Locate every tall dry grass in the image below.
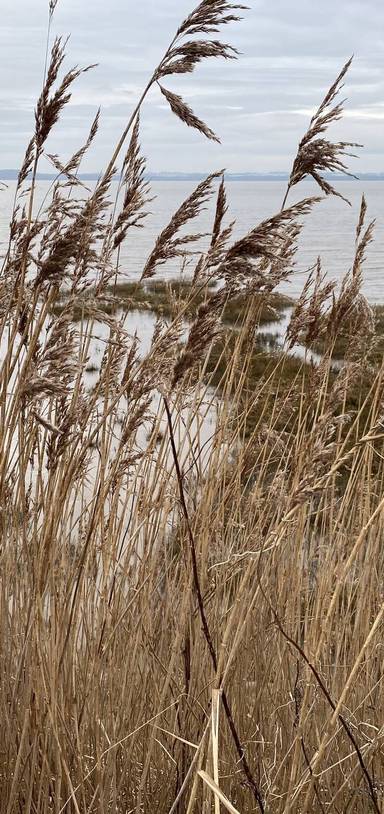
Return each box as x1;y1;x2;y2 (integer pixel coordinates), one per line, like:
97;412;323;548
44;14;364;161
0;2;384;812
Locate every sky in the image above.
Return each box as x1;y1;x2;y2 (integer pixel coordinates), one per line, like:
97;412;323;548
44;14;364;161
0;0;383;174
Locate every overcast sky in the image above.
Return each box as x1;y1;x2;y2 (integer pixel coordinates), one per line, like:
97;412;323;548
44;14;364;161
1;0;383;173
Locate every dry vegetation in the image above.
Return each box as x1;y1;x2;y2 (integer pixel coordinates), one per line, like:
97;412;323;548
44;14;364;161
1;1;384;812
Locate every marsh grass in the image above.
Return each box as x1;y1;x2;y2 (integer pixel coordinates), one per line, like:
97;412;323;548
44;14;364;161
301;304;384;362
51;279;294;325
1;2;384;813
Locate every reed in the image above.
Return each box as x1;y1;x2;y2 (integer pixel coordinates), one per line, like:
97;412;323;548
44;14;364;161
0;2;383;812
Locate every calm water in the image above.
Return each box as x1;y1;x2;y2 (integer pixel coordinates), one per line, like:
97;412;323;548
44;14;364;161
1;179;383;301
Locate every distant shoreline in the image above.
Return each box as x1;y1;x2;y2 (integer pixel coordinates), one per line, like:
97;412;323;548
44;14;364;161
1;170;384;182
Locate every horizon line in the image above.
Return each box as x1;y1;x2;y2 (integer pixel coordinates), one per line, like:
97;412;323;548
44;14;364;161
1;169;384;181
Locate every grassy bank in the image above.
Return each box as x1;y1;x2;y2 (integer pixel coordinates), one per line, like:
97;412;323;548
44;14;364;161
51;278;294;325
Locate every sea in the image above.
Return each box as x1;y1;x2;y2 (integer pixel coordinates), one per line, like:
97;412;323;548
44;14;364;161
0;178;383;301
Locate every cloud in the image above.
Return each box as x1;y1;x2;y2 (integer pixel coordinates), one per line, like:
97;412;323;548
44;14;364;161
295;106;384;120
0;0;383;172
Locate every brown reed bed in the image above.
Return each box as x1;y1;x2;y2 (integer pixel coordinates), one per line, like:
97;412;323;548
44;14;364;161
1;2;384;812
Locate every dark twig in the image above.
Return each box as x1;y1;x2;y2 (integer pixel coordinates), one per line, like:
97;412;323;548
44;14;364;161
164;396;265;813
255;563;381;814
301;738;327;814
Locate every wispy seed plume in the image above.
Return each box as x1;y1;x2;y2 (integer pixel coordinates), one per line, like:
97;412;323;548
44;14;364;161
285;57;360;206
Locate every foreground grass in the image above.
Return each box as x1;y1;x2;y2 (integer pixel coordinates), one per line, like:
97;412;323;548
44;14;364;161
1;4;384;813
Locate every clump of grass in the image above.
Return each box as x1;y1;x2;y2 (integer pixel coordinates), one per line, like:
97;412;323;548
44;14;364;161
301;304;384;361
222;290;294;325
52;279;294;328
1;3;384;814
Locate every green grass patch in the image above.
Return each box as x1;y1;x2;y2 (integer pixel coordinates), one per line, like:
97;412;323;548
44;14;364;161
51;279;294;329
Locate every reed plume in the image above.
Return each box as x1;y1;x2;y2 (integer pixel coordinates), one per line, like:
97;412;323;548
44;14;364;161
283;57;360;206
113;115;152;249
158;84;220;142
35;38;95;153
141;171;223;279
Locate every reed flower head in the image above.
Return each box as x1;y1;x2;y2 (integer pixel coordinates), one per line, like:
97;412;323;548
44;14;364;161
286;58;360;205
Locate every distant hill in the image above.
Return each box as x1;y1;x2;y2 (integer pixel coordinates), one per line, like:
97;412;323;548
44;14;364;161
147;172;384;182
1;169;384;182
